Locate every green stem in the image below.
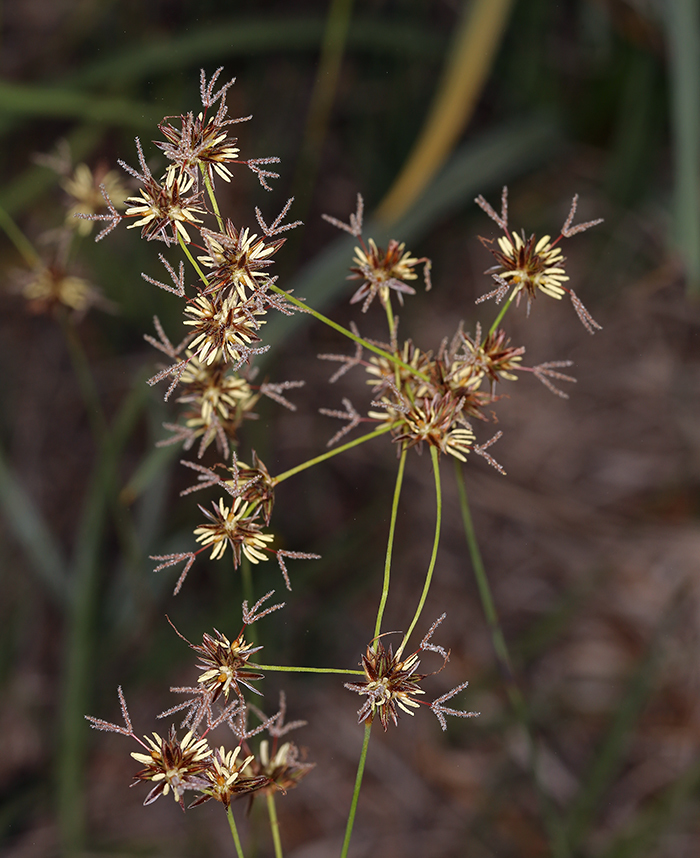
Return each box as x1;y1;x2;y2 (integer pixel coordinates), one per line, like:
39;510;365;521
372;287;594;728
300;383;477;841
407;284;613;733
373;447;407;640
226;805;246;858
58;310;108;444
454;460;570;857
398;446;441;655
202;169;225;232
272;424;393;484
453;460;514;678
340;723;372;858
251;663;363;676
178;233;209;287
487;288;516;336
0;203;41;267
266;792;284;858
267;283;430;382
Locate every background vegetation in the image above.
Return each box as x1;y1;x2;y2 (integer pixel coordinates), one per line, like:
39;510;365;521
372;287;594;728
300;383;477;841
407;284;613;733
2;1;700;856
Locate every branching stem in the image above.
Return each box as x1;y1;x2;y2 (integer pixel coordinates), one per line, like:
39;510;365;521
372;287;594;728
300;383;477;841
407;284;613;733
340;723;372;858
267;283;431;382
373;446;407;640
272;424;393;484
398;446;442;655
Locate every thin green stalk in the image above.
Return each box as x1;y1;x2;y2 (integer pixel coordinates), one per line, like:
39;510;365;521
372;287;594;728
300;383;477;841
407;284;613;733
178;233;210;286
272;423;393;484
251;663;363;676
454;461;569;857
0;203;40;266
227;805;246;858
340;723;372;858
665;0;700;296
202;169;225;232
59;310;108;443
58;381;146;855
398;446;441;655
267;282;431;382
487;289;516;336
454;460;513;678
266;792;284;858
373;447;407;640
291;0;354;213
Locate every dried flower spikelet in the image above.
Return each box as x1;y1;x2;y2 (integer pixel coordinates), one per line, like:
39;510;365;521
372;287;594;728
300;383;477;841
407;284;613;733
448;326;525;391
178;353;261;427
130;726;212;807
194;496;274;565
199;221;285;300
21;264;95;314
251;739;315;794
183;293;266;365
157;112;241;185
475;187;603;332
194;628;264;701
124;162;204;244
190;746;269;808
349;238;424;312
487;231;568;303
62;163;128;236
365;339;435;399
234;454;276;524
370;392;476;462
345;638;426;731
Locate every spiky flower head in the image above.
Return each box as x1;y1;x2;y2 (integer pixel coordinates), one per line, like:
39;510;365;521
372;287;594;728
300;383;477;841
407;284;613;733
183;293;266;366
475;186;603;332
345;638;426;731
121;138;205;244
349;238;424;312
370;392;476;462
250;739;315;795
62;163;129;236
157;112;241;185
194;628;264;701
190;746;270;809
199;221;285;300
178;352;261;424
194;496;274;565
130;726;211;807
448;325;525;391
21;264;95;314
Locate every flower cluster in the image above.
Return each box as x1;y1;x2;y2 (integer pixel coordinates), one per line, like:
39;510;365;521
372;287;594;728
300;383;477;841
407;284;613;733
319;189;599;463
86;593;313;811
345;615;478;731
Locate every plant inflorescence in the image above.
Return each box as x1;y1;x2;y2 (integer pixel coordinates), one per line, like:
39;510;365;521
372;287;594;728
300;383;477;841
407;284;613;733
30;68;601;856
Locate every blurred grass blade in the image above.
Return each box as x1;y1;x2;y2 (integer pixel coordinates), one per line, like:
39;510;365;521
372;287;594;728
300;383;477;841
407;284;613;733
64;18;442;91
0;80;163;126
0;445;69;606
664;0;700;296
57;375;149;854
376;0;515;225
291;0;355;213
119;442;179;506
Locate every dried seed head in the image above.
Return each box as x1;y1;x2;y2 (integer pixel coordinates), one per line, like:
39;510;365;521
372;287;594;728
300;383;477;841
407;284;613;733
345;637;427;731
193;628;264;701
130;726;212;808
194;496;274;565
